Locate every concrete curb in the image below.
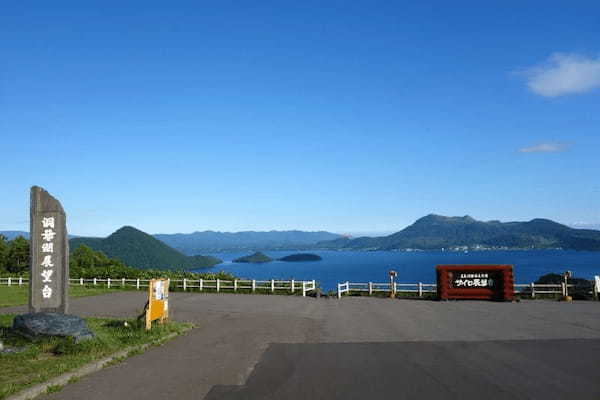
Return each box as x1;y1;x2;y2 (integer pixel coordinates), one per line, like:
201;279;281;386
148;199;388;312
7;326;193;400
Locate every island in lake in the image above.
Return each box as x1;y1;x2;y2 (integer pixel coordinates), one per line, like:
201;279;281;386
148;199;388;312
279;253;322;262
233;252;273;263
232;252;322;263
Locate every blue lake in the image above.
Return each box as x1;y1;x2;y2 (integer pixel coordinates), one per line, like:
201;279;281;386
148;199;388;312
194;250;600;292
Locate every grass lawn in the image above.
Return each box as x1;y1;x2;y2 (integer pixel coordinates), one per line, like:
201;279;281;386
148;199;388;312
0;285;124;308
0;314;192;399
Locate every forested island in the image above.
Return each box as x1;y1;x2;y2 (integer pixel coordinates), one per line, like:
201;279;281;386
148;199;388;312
232;252;322;263
233;252;273;263
279;253;322;262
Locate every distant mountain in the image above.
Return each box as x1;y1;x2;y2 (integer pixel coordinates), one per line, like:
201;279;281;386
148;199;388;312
69;226;221;270
154;230;342;254
0;231;79;240
0;231;29;240
316;214;600;251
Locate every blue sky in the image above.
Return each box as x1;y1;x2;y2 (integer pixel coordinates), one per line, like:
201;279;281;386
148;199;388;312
1;1;599;236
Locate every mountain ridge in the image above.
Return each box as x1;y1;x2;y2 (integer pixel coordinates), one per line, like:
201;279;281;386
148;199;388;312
0;231;79;240
154;230;342;254
316;214;600;251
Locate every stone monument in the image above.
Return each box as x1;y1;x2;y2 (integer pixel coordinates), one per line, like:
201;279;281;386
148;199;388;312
13;186;93;342
29;186;69;313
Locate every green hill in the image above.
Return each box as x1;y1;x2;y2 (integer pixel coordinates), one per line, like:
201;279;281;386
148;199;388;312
317;214;600;251
69;226;221;270
233;252;273;263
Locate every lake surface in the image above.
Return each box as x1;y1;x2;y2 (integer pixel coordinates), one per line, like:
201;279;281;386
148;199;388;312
194;250;600;292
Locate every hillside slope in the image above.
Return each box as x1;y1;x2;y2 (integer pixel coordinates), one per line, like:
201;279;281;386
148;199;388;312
69;226;221;270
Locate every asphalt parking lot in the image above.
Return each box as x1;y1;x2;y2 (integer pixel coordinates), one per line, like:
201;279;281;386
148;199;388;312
3;292;600;399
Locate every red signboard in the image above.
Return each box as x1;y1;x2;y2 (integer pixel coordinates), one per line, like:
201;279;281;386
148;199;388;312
436;265;514;301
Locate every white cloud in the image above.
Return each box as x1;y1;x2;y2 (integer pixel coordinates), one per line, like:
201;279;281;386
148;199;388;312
521;53;600;97
518;142;569;153
570;222;600;230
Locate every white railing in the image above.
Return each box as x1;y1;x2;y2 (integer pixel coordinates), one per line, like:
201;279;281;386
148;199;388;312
173;278;316;297
337;282;349;298
337;281;592;299
0;277;317;297
513;283;595;298
0;277;26;286
338;281;436;298
2;277;595;300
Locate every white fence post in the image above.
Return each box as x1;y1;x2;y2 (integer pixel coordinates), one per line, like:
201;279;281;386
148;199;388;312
271;279;275;293
80;277;84;286
338;283;342;299
199;278;203;291
136;278;140;290
531;282;535;298
107;278;111;288
19;277;23;286
303;281;307;297
291;279;295;293
122;278;125;287
7;277;11;286
252;280;256;292
217;279;220;292
234;279;238;292
93;277;97;286
183;278;187;291
418;282;423;297
369;282;373;296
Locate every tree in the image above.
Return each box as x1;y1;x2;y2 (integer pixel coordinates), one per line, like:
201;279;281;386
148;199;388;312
0;234;8;272
6;236;29;274
71;244;98;268
535;272;593;300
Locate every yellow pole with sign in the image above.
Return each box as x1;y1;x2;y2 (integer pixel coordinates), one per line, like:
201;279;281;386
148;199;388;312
146;279;169;330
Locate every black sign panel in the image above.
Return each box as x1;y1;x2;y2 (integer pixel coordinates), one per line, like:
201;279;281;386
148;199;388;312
449;272;497;289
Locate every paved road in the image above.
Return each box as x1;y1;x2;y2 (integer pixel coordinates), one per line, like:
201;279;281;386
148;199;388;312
3;293;600;399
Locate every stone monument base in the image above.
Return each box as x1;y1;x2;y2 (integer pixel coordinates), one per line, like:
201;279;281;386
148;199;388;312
13;313;94;343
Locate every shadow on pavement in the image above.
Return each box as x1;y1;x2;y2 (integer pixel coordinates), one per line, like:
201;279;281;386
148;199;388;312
204;339;600;400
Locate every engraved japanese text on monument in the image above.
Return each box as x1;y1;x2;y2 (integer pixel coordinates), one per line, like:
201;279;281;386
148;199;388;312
29;186;69;313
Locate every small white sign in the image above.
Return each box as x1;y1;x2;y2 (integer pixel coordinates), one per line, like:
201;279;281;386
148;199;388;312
154;280;164;300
